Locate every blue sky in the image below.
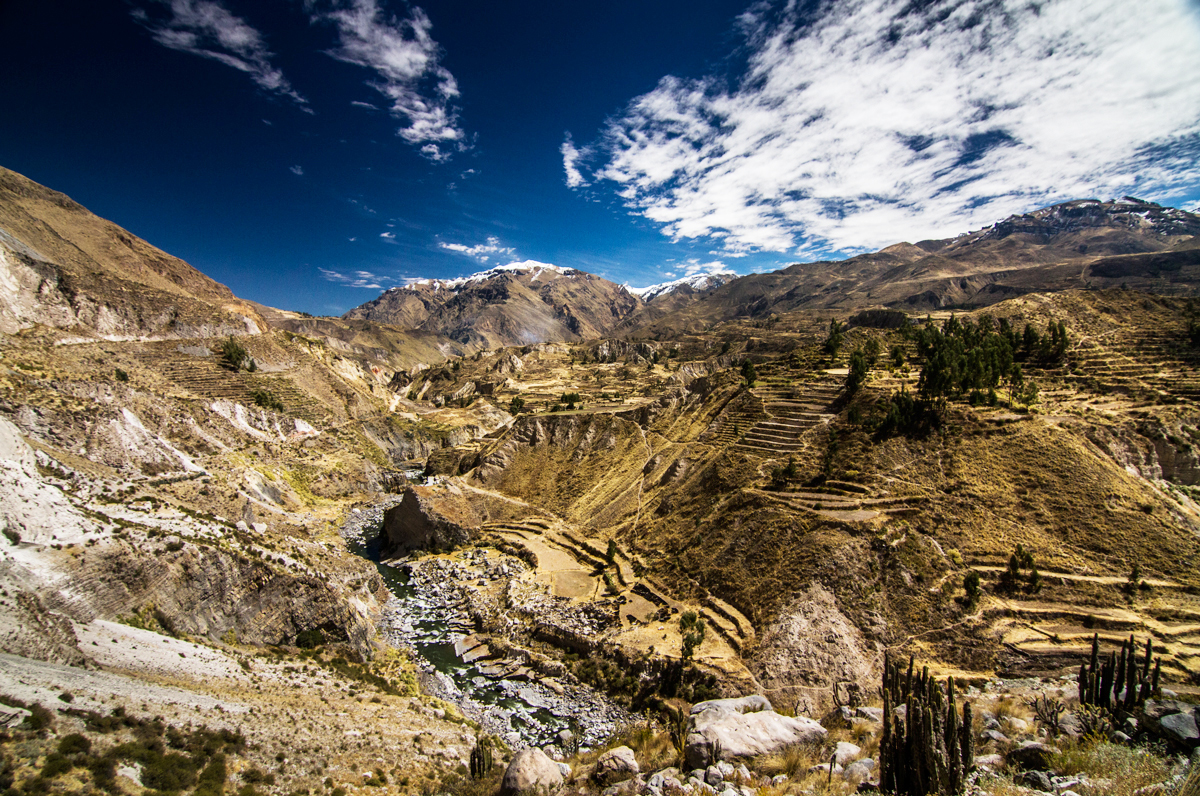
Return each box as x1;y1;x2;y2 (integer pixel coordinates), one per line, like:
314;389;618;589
2;1;1199;316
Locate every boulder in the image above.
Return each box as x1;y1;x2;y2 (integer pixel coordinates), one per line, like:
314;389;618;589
685;695;826;769
843;758;874;782
382;485;480;556
1006;742;1059;772
1016;770;1053;791
856;707;884;723
595;746;640;785
500;748;563;796
601;775;645;796
1159;712;1199;749
834;742;861;767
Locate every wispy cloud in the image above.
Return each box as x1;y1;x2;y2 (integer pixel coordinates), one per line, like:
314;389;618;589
561;134;588;188
290;165;304;176
319;267;399;289
131;0;308;108
312;0;467;161
350;100;378;109
681;258;734;277
571;0;1200;255
380;231;396;239
438;235;517;263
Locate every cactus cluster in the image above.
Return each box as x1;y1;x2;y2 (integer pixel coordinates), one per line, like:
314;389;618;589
1078;633;1160;714
469;737;493;780
880;654;974;795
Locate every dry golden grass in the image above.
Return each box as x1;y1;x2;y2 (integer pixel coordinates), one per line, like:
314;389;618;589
1051;738;1177;794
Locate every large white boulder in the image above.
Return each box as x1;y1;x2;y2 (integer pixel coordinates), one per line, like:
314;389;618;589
685;695;827;770
500;748;564;796
594;745;639;785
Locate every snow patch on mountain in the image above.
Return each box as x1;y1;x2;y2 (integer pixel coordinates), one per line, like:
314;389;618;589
626;272;735;301
396;260;576;292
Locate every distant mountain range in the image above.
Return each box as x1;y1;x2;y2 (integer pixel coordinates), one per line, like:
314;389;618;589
3;163;1199;359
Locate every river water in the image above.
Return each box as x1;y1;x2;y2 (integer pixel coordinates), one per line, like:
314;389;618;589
340;496;631;751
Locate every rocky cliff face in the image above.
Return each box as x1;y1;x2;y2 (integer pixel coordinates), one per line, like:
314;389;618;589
0;414;386;661
383;484;482;556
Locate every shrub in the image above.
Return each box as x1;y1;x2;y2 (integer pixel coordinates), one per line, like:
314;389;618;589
194;753;227;796
114;368;129;382
963;570;981;608
295;629;325;649
220;337;251;371
142;752;198;791
41;752;73;779
58;733;91;755
250;389;284;412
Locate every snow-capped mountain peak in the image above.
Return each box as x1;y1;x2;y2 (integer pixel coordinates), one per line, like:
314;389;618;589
626;271;736;302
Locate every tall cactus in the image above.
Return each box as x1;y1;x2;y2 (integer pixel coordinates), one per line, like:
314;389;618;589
1077;633;1160;717
879;653;974;795
469;737;493;779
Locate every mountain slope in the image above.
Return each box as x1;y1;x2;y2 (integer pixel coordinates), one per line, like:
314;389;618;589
627;198;1200;335
345;261;642;348
0;166;263;338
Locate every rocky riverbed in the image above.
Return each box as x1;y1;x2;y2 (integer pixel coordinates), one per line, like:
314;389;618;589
340;499;633;751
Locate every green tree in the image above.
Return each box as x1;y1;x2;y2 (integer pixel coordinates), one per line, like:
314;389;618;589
824;319;845;357
845;347;870;395
963;570;981;609
508;395;525;414
741;359;757;387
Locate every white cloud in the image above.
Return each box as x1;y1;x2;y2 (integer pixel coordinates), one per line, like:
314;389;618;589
351;100;378;109
380;231;396;239
681;258;735;277
438;235;517;263
131;0;308;107
312;0;467;161
1183;199;1200;213
290;165;304;176
319;267;397;289
575;0;1200;255
561;134;589;188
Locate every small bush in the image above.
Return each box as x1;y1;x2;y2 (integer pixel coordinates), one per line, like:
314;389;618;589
250;389;285;412
142;751;198;791
114;368;129;382
194;753;227;796
295;629;325;649
58;733;91;755
40;752;73;779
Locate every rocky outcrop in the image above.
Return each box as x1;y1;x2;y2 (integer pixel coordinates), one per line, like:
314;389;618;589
58;542;385;656
500;748;563;796
1083;418;1200;486
382;484;482;556
685;695;827;769
751;584;883;716
0;416;96;545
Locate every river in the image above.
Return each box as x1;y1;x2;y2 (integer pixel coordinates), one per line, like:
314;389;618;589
340;495;632;751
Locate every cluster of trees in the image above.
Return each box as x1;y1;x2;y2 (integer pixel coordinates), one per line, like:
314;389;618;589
997;544;1042;594
911;316;1064;405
